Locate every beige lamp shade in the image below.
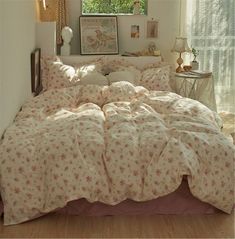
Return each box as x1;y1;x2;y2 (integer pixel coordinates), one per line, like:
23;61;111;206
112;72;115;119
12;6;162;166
172;37;191;53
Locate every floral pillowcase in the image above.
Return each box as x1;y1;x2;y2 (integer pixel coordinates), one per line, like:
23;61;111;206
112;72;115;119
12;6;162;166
139;65;172;92
104;59;172;92
41;56;106;90
41;56;172;92
41;56;61;90
46;61;80;90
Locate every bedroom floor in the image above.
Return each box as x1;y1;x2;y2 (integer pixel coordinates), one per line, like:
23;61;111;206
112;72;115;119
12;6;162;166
0;212;234;238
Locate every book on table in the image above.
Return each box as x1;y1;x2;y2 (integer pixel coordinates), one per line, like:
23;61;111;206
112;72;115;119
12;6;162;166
175;70;212;78
189;70;212;77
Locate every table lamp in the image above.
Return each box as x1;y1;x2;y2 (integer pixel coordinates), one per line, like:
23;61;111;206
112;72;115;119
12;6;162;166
172;37;191;73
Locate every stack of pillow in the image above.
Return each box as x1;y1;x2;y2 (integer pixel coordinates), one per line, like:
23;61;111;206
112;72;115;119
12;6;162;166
41;55;173;93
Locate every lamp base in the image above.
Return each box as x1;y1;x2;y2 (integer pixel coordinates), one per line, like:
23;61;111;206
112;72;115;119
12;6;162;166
176;53;184;73
176;65;184;73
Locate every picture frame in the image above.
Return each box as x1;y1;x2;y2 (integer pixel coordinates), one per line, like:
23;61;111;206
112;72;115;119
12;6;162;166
79;16;119;55
31;48;42;96
147;20;158;38
131;25;140;38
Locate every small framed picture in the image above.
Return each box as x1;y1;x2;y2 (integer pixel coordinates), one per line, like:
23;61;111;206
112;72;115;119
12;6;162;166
31;48;42;96
147;20;158;38
131;25;140;38
79;16;119;55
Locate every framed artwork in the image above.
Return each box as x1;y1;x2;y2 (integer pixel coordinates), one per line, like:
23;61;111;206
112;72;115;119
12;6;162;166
131;25;140;38
147;20;158;38
31;48;42;96
79;16;119;55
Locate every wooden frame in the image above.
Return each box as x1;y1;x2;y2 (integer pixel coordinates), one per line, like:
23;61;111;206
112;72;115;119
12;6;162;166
147;20;158;38
31;48;42;96
131;25;140;38
79;16;119;55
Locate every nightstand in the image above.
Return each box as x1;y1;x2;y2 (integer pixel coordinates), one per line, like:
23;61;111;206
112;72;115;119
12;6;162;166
174;73;217;111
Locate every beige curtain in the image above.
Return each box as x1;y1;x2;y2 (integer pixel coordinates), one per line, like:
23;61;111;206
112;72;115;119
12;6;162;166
38;0;68;45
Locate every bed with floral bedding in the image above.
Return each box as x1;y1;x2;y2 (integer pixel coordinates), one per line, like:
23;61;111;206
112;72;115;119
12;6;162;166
0;55;234;225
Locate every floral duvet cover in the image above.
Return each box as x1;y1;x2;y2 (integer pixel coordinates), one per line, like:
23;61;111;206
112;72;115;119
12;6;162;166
0;82;234;225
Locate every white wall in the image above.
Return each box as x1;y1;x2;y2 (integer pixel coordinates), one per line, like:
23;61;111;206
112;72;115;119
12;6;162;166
67;0;180;63
0;0;4;136
36;21;57;56
0;0;37;136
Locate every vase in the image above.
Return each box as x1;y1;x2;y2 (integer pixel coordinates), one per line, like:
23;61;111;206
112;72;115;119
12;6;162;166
191;60;199;70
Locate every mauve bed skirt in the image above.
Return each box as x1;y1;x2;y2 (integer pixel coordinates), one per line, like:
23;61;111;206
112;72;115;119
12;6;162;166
56;179;220;216
0;180;220;219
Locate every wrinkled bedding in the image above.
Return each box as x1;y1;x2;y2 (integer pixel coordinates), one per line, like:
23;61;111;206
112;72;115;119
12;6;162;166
0;82;234;225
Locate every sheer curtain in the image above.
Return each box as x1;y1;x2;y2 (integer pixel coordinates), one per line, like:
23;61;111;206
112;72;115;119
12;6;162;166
182;0;235;113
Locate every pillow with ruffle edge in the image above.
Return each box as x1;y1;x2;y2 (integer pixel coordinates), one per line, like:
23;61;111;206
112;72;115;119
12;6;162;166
140;65;172;92
46;61;80;90
41;56;61;90
70;56;106;77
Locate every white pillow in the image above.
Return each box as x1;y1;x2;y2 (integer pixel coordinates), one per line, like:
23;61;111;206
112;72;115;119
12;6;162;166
76;62;104;78
80;72;108;86
107;71;136;85
120;66;142;83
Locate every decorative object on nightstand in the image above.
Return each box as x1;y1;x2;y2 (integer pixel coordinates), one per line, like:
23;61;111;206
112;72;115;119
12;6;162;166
61;26;73;56
174;71;216;111
191;47;199;70
183;65;192;72
172;37;191;73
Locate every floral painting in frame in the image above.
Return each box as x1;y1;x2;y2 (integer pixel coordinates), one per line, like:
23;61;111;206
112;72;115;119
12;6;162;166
79;16;119;55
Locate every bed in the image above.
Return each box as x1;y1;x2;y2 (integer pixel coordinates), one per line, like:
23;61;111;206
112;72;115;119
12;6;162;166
0;50;234;225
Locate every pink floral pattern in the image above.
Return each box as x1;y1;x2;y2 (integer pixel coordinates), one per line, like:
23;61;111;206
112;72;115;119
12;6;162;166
47;61;81;90
41;56;61;90
42;56;105;91
42;56;173;92
0;82;234;225
103;59;133;74
140;65;172;91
